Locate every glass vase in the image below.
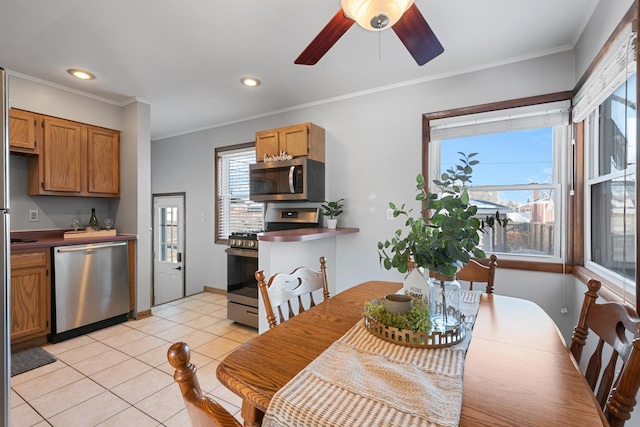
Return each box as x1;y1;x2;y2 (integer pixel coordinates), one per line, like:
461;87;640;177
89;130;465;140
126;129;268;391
429;274;461;331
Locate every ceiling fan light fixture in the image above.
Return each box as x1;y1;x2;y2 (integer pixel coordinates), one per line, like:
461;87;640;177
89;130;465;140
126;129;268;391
341;0;414;31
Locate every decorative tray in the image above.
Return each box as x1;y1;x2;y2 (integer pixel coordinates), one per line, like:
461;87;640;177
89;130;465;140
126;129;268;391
363;305;465;349
63;229;117;239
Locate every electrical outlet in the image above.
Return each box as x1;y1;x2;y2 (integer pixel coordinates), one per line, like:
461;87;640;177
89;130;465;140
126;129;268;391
386;208;394;220
28;210;39;222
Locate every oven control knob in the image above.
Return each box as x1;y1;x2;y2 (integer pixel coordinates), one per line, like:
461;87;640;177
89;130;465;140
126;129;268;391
249;241;256;248
230;239;237;246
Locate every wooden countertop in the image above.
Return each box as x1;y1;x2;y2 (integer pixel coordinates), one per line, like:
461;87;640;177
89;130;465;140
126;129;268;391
10;229;137;250
258;227;359;242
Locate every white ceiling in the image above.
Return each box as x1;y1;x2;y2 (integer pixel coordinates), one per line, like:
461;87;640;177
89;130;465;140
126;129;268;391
0;0;600;140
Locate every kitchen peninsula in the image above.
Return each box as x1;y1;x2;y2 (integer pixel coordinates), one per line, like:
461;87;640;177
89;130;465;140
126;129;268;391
256;226;358;334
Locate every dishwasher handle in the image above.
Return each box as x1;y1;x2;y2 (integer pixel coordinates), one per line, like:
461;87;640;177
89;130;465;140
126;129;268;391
56;242;128;253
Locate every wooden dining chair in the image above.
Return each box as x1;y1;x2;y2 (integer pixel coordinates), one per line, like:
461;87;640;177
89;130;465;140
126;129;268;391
256;256;329;328
456;254;498;294
167;342;241;427
570;279;640;427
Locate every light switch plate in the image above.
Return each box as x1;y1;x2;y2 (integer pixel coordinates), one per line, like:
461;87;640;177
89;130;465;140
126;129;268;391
386;208;394;220
29;209;39;222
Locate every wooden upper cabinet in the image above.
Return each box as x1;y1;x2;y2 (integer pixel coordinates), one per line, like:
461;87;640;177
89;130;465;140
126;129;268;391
24;111;121;197
256;122;325;162
87;126;120;195
41;117;83;193
9;109;38;154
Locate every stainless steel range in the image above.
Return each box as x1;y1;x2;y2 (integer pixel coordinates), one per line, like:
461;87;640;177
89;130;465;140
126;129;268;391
226;207;320;328
226;232;259;328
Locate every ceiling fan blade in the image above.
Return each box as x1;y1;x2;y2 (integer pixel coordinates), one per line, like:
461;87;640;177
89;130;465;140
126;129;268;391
295;9;355;65
392;4;444;66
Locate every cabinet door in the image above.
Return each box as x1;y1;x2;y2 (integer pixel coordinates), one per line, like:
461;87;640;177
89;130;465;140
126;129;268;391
42;117;82;192
256;130;280;161
11;268;48;340
10;250;49;342
9;109;37;153
87;126;120;195
280;124;310;158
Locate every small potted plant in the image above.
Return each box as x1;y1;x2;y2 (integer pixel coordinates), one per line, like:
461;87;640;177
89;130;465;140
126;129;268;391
321;199;344;229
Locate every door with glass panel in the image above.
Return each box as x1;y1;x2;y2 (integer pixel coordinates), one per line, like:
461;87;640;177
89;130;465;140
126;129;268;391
153;194;185;305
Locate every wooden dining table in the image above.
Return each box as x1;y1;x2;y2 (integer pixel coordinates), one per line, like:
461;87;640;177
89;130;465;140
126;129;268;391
216;281;606;427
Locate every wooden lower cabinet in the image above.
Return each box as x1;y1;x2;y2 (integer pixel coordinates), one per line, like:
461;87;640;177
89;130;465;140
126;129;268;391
11;248;50;350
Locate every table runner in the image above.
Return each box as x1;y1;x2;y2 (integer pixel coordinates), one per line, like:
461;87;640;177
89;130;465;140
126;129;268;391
262;290;482;427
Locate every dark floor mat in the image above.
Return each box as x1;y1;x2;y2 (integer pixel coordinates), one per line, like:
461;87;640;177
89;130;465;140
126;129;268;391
11;347;56;377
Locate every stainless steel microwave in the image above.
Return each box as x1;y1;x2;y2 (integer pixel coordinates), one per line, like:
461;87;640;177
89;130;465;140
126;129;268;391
249;158;325;202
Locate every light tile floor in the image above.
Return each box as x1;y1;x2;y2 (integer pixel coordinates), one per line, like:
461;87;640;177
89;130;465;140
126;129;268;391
10;291;257;426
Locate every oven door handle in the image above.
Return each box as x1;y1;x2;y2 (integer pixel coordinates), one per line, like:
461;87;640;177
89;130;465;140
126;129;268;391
226;247;258;258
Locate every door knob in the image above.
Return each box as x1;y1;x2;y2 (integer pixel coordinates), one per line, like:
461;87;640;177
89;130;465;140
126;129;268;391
173;266;182;271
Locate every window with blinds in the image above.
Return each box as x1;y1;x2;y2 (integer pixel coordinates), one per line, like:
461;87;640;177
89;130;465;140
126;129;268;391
216;145;264;241
574;28;637;296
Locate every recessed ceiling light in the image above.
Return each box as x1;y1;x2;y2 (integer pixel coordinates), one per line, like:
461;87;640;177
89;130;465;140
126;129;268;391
67;69;96;80
240;77;260;87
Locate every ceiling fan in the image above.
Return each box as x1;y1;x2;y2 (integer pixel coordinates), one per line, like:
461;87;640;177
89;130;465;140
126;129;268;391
295;0;444;66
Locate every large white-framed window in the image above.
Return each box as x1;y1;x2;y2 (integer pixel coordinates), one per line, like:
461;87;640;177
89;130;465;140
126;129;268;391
215;143;264;242
575;29;636;297
429;101;570;261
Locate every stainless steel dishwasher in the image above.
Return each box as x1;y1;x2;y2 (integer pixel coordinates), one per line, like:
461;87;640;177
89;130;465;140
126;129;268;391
51;241;130;342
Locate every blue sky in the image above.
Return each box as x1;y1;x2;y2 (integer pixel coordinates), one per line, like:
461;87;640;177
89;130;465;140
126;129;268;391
440;128;553;187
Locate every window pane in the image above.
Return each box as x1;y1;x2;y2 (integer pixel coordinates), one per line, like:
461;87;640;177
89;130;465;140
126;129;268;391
158;206;178;263
588;73;636;283
598;73;637;176
591;176;636;281
436;119;561;258
470;188;555;256
216;146;264;240
441;128;553;186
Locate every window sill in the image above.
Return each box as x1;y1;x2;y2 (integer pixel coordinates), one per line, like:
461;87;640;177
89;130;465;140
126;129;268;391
572;265;636;310
494;258;567;274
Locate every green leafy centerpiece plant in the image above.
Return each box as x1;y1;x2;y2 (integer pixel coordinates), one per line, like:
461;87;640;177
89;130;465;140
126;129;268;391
363;299;431;333
377;152;507;331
